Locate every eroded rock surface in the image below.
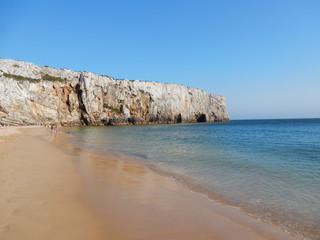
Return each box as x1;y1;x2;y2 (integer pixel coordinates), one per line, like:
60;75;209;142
0;58;229;126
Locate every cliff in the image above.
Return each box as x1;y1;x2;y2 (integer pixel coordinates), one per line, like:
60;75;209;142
0;58;229;126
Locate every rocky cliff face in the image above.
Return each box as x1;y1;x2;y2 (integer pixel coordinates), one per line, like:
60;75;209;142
0;58;229;126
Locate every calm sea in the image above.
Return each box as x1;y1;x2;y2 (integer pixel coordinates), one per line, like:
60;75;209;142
63;119;320;239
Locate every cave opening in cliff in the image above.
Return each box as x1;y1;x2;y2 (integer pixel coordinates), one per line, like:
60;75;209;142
176;113;182;123
197;114;207;122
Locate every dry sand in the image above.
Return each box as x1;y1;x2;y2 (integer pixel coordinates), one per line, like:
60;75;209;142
0;127;104;240
0;127;302;240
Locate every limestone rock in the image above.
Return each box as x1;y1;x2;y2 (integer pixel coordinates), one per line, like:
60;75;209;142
0;58;230;126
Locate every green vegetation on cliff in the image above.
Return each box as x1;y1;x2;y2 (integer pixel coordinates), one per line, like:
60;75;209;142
3;73;40;83
41;74;67;82
103;104;121;114
3;73;67;82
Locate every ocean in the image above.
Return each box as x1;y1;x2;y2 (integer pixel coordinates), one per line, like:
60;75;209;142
63;119;320;239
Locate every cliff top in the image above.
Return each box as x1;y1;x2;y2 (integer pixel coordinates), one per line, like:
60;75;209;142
0;58;220;96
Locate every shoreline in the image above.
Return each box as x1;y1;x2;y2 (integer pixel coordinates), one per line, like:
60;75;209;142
0;127;302;240
62;129;302;240
62;125;313;239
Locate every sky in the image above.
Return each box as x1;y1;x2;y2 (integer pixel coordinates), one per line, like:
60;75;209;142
1;0;320;119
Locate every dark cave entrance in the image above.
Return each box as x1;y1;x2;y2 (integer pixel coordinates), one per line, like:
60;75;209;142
197;114;207;122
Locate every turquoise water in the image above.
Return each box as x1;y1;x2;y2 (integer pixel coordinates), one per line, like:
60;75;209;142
64;119;320;239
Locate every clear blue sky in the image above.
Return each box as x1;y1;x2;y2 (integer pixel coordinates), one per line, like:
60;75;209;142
1;0;319;119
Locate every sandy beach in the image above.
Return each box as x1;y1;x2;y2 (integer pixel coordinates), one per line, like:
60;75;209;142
0;127;104;240
0;127;301;240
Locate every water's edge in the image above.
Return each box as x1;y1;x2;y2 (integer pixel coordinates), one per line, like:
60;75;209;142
61;119;320;240
62;127;305;240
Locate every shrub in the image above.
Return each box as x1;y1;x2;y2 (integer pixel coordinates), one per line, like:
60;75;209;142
3;73;40;82
103;104;121;114
41;74;67;82
3;72;69;83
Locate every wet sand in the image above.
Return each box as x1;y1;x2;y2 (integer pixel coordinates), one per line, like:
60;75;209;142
0;127;302;240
